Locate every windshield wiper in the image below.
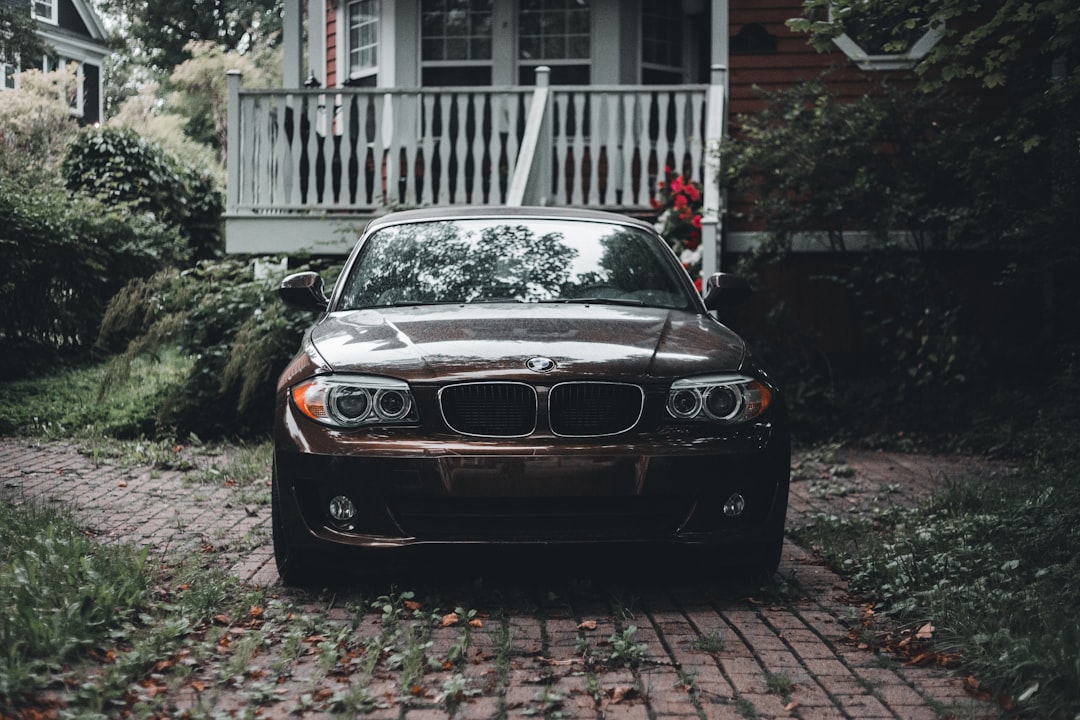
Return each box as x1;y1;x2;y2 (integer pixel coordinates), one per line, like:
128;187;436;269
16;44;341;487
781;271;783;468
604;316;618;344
356;300;462;309
538;297;645;306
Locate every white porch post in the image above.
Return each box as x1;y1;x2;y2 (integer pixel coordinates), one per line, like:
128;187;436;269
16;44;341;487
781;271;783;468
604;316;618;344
283;0;303;88
701;0;729;275
226;70;242;215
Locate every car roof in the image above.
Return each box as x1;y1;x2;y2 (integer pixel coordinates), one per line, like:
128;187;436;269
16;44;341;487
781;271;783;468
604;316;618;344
364;206;657;234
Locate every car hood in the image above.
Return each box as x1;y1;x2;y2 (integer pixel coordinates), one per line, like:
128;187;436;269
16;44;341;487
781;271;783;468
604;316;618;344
307;304;746;383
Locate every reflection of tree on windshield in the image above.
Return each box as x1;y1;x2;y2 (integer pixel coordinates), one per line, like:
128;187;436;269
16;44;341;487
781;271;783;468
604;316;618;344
591;230;673;292
337;222;579;308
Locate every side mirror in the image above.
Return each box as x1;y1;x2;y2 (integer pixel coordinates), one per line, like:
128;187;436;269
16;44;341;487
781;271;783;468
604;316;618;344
279;271;329;311
702;272;751;310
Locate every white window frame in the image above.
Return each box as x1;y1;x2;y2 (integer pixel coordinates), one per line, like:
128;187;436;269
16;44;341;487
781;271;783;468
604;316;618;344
346;0;379;83
33;0;58;25
829;6;943;71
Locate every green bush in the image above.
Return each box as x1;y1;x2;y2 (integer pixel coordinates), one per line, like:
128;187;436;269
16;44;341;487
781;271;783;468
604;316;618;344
62;126;224;260
98;258;326;439
0;176;186;374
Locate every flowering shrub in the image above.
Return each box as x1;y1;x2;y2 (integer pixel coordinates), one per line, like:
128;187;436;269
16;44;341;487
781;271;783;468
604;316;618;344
652;166;704;290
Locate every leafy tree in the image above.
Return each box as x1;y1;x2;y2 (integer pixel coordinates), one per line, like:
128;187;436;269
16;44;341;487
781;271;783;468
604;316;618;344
63;126;224;259
167;40;280;162
0;1;48;70
0;65;80;182
723;0;1080;401
785;0;1080;278
0;175;185;374
96;0;282;74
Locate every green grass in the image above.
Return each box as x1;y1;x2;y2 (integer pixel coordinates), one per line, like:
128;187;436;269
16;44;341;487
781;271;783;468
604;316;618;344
0;351;192;440
795;466;1080;718
0;497;268;716
0;500;150;702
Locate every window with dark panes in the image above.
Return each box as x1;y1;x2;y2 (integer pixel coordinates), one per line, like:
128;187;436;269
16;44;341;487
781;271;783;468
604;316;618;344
518;0;591;85
421;0;493;86
642;0;684;84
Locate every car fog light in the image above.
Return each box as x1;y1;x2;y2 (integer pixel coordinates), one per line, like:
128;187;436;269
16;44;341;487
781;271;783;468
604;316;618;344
723;493;746;518
328;495;357;522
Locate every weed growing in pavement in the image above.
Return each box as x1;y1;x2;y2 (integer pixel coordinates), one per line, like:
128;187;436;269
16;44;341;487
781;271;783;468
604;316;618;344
734;695;760;719
439;672;481;712
690;630;725;652
764;670;794;699
188;441;271;489
605;625;649;667
524;686;565;716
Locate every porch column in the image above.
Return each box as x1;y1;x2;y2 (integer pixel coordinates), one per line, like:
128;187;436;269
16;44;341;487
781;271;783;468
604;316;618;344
701;0;729;274
226;70;242;214
283;0;303;88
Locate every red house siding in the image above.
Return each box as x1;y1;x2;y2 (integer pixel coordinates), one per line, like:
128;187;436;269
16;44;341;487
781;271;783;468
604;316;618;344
729;0;868;118
326;11;337;88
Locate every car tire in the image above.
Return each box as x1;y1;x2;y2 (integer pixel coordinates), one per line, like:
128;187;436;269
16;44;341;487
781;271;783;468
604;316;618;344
271;463;316;587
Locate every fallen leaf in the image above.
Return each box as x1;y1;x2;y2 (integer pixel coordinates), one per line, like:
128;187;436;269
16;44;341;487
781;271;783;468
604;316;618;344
577;620;597;631
212;614;231;625
190;681;207;693
248;606;264;619
609;685;637;704
784;701;799;712
441;612;460;627
117;481;128;488
410;684;426;697
906;652;934;666
469;618;483;628
404;599;423;611
915;622;935;640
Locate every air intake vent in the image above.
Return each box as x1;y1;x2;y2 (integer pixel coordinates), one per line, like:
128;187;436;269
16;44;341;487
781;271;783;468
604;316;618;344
549;382;644;436
440;382;537;437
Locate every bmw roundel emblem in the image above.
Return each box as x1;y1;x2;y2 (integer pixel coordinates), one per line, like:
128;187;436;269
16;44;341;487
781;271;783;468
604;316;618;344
526;357;556;373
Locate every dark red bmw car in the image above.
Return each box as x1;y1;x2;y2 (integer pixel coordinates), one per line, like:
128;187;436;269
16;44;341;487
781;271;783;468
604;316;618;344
273;207;789;585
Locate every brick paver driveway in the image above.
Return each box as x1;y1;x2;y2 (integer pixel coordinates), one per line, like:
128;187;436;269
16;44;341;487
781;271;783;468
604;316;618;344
0;438;1005;719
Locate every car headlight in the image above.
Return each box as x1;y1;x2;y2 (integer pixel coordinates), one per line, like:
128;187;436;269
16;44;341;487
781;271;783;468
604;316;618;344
290;375;418;428
665;374;772;424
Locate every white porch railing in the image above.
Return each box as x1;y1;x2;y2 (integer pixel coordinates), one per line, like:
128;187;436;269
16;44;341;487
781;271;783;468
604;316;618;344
224;69;714;254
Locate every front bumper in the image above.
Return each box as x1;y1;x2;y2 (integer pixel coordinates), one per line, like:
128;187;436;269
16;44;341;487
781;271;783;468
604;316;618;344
274;408;790;552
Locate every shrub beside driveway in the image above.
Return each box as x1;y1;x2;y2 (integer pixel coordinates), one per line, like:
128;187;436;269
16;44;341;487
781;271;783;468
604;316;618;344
0;438;1001;719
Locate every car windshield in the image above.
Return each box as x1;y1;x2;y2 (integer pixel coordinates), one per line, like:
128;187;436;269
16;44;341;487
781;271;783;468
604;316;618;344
335;218;695;311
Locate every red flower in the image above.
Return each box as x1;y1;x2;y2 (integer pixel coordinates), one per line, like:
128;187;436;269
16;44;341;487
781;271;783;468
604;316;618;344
692;214;702;230
686;184;701;202
674;194;688;209
694;277;703;292
650;197;661;209
671;176;684;194
683;236;701;250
